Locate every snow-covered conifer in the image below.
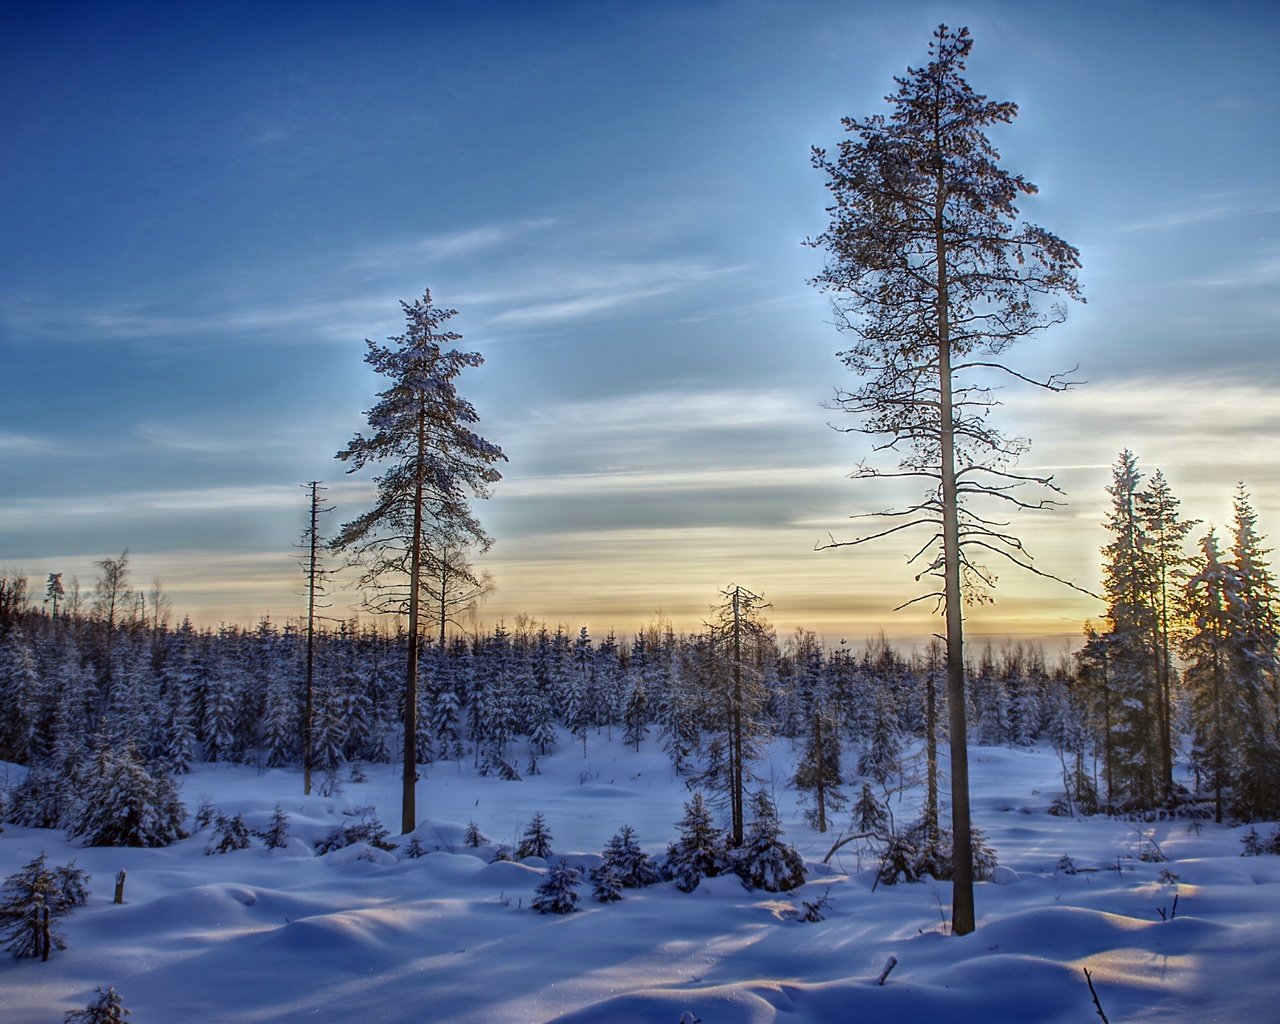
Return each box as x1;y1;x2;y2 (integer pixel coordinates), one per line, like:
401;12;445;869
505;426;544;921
598;824;660;888
205;813;252;855
732;791;806;892
259;804;290;850
63;985;131;1023
66;744;187;848
531;862;581;914
463;821;489;847
515;812;553;860
590;865;623;903
2;854;87;960
667;792;730;893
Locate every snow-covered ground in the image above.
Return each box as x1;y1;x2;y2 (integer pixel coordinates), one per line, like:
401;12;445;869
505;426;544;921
3;736;1278;1023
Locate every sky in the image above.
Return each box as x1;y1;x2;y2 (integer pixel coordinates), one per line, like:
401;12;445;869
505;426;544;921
2;0;1277;649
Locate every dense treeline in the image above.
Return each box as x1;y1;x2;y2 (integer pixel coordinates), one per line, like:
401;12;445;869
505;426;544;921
0;568;1076;835
1;452;1276;844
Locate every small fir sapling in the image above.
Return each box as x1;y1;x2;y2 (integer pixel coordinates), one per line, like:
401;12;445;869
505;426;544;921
463;821;489;847
194;798;217;830
666;792;730;893
1240;826;1280;856
259;804;290;850
733;791;806;892
798;888;833;923
316;806;395;854
2;854;89;960
63;985;131;1023
590;865;624;903
853;782;890;836
531;862;582;914
348;761;368;783
205;813;252;855
598;825;660;888
515;812;554;860
402;835;428;859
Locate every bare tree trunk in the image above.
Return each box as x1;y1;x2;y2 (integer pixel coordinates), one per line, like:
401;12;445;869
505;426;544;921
403;408;427;834
730;587;744;846
936;182;975;937
304;482;321;797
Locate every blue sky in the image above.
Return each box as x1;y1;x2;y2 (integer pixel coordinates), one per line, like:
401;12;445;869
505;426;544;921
2;0;1277;645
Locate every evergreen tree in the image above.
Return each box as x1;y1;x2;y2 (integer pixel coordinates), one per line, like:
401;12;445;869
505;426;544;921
64;985;131;1023
666;792;730;893
205;813;252;855
1225;486;1280;818
1;854;88;960
597;824;660;888
1095;450;1162;807
1138;469;1198;790
733;791;806;892
66;743;187;848
531;862;582;914
259;804;290;850
692;586;773;847
1183;528;1235;822
808;23;1082;936
332;288;506;834
515;811;554;860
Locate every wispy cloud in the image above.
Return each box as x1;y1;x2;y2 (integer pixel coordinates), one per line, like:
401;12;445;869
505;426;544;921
0;481;373;526
1190;250;1280;289
1119;193;1280;232
345;218;557;271
0;431;69;456
483;260;746;327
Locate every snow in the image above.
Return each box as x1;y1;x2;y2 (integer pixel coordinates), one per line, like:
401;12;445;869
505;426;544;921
3;736;1278;1023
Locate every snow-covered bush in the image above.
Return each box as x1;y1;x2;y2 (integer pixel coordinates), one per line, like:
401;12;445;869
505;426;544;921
402;835;428;859
531;862;582;914
7;754;84;829
1240;826;1280;856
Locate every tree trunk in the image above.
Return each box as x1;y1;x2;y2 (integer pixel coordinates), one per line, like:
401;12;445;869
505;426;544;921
935;176;975;937
403;407;427;834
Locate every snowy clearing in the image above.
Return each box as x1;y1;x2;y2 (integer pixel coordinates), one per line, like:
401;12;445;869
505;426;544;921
2;736;1277;1024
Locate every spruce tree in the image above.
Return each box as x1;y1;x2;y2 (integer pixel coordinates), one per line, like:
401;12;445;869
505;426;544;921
1183;528;1235;822
64;985;131;1023
733;791;806;892
2;854;88;960
1226;486;1280;818
515;811;554;860
531;862;581;914
667;792;730;893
